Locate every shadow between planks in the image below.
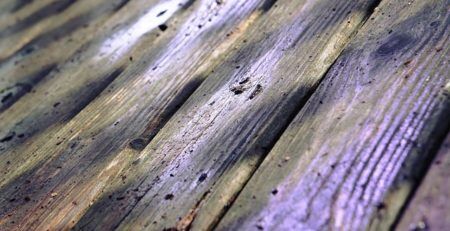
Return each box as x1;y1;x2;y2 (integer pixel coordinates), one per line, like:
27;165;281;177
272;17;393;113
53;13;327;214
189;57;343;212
0;0;449;230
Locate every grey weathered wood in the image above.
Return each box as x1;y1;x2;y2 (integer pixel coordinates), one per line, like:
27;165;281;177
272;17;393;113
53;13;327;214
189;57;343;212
218;0;450;230
49;0;384;230
0;0;131;112
397;130;450;231
0;0;275;230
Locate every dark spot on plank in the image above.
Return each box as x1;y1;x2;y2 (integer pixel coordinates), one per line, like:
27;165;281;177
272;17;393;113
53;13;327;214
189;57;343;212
164;194;174;200
271;189;278;195
230;85;245;95
116;196;126;201
22;46;35;55
157;10;167;17
260;0;278;12
430;20;441;28
158;24;168;31
24;196;31;202
376;33;414;56
198;173;208;182
53;102;61;108
129;138;147;150
249;84;263;99
256;224;264;230
230;78;250;95
376;202;386;210
0;132;16;143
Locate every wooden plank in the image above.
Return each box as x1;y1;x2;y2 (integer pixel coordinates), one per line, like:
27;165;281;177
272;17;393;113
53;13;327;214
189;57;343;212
0;0;177;155
217;0;450;230
397;131;450;231
0;0;131;111
0;0;274;230
50;0;386;230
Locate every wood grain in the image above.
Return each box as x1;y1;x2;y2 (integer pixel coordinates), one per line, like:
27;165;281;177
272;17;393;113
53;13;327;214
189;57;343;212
0;0;273;230
58;0;384;230
0;0;131;112
1;0;448;230
218;0;450;230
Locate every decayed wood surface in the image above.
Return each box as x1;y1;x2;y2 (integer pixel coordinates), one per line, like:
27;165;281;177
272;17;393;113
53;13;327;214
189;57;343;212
0;0;449;230
397;130;450;231
218;0;450;230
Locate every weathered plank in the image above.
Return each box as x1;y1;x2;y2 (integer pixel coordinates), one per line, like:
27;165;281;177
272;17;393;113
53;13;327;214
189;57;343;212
217;0;450;230
397;130;450;231
0;0;179;156
46;0;386;230
0;0;130;111
0;0;273;229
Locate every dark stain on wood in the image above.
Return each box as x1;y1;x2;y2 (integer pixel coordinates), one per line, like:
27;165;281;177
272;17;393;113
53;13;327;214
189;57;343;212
376;33;414;56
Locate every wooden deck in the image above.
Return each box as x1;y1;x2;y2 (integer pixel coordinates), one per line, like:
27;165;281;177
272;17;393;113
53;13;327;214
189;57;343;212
0;0;449;230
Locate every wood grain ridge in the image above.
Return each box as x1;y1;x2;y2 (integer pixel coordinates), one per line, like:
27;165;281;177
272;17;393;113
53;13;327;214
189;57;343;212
217;0;450;230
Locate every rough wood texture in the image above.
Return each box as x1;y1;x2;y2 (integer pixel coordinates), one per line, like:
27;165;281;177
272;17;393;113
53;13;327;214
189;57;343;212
397;131;450;231
67;0;382;230
1;0;449;230
218;0;450;230
0;0;186;191
0;0;133;112
0;0;274;230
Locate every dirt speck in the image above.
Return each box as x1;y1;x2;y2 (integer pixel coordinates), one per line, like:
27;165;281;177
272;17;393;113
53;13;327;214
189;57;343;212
198;173;208;182
158;24;168;31
129;138;147;150
271;189;278;195
249;84;263;99
164;194;174;200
